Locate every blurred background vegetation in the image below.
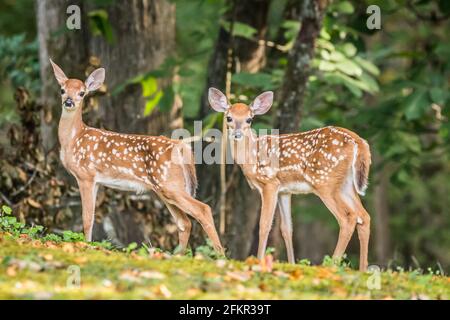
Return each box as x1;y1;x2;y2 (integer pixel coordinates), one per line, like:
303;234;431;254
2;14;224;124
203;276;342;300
0;0;448;272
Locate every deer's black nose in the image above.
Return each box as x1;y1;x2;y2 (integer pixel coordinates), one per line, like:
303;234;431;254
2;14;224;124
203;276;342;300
64;98;74;107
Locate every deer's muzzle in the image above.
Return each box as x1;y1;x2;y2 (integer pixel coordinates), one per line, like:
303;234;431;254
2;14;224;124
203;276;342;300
64;98;75;108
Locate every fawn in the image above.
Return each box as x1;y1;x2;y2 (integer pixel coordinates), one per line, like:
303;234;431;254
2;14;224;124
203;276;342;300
208;88;371;271
49;59;224;254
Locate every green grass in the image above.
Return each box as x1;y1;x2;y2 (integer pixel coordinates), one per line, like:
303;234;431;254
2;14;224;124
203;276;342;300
1;233;449;299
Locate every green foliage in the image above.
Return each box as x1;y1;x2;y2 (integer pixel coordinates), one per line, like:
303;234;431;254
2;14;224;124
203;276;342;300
62;230;85;242
0;204;43;238
0;235;448;299
0;34;40;94
88;9;115;44
195;240;223;259
124;242;138;254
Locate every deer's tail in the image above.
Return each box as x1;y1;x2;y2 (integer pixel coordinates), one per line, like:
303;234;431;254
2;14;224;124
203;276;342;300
352;138;371;196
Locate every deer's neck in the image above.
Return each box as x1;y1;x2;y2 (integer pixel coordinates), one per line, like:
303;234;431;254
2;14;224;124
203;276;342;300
58;106;84;150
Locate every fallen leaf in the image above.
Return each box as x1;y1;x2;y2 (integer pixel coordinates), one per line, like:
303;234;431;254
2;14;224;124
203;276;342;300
6;266;17;277
39;253;53;261
245;256;259;266
226;271;251;282
62;243;75;253
74;256;88;265
216;259;227;268
27;198;42;209
140;271;166;280
289;269;303;280
155;284;172;298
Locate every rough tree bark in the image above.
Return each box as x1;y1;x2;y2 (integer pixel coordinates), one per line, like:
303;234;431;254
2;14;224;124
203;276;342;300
36;0;177;246
37;0;88;152
275;0;326;133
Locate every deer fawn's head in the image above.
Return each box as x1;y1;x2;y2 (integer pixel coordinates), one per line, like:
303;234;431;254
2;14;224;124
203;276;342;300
208;88;273;141
50;59;105;112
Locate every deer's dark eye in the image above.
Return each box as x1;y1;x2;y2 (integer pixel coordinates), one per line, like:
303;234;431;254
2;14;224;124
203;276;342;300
79;91;85;97
226;116;232;122
246;118;253;124
61;88;65;94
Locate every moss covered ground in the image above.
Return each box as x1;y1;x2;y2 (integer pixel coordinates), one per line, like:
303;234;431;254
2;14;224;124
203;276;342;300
0;233;448;300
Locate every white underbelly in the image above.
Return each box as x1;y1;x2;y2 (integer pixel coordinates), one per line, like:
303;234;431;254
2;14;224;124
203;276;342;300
96;176;149;194
279;182;313;194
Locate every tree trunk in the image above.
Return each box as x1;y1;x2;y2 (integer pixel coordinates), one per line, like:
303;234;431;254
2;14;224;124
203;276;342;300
37;0;89;152
36;0;177;247
86;0;176;135
275;0;326;133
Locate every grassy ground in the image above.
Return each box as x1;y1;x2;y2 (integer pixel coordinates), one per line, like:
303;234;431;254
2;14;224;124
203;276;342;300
0;233;448;300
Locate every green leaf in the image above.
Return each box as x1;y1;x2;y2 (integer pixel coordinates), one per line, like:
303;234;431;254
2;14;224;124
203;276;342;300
429;88;447;105
317;60;336;72
335;58;362;76
1;205;12;215
404;90;429;120
359;72;379;93
88;9;115;44
144;90;163;116
341;43;357;57
334;1;354;14
232;72;274;90
221;21;257;40
323;73;362;97
141;77;158;97
354;56;380;76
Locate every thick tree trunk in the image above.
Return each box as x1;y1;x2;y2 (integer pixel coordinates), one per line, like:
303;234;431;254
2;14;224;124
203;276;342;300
198;0;270;259
275;0;326;133
86;0;176;135
37;0;89;152
36;0;177;247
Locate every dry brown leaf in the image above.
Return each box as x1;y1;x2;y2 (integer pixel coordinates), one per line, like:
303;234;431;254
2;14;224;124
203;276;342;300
140;271;166;280
74;256;88;265
27;198;42;209
62;243;75;253
226;271;251;282
6;266;17;277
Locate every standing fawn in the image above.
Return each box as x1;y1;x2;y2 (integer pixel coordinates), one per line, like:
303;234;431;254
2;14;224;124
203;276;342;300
208;88;371;271
49;59;224;254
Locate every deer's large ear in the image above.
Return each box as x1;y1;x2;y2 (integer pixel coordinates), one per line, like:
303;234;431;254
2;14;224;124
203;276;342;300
49;59;68;86
85;68;105;92
250;91;273;115
208;87;229;112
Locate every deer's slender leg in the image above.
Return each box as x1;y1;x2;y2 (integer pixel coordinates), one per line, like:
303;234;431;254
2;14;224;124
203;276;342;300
77;179;98;242
318;192;357;260
257;185;279;260
164;190;224;255
278;193;295;263
353;195;371;271
164;202;192;253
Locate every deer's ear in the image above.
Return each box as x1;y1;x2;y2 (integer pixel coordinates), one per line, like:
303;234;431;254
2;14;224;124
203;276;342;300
49;59;68;86
85;68;105;92
250;91;273;115
208;87;229;112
